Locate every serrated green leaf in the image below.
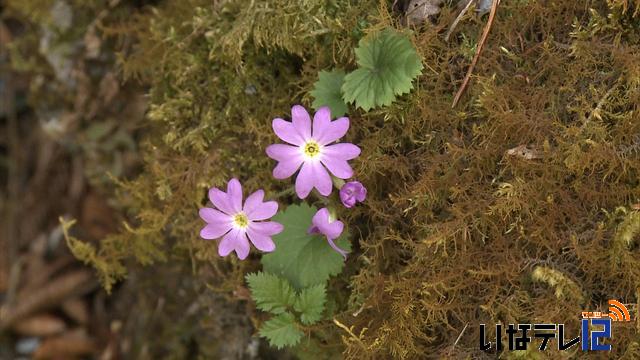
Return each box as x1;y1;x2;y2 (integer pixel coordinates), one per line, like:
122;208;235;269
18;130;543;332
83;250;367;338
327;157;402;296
261;204;351;289
246;272;296;314
294;284;326;325
342;28;423;111
310;70;349;116
259;312;303;349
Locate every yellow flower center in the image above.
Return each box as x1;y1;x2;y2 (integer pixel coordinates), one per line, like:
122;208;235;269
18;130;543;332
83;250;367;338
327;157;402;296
303;140;321;159
233;213;249;228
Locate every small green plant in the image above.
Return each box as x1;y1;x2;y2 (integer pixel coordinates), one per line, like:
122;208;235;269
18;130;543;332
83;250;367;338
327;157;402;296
246;203;348;348
246;272;328;348
342;28;423;111
311;27;423;113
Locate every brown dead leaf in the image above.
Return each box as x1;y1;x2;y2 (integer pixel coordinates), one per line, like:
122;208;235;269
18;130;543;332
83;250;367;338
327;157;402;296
33;328;97;359
61;298;89;325
506;144;544;160
1;270;95;329
13;314;66;337
406;0;444;26
21;255;76;298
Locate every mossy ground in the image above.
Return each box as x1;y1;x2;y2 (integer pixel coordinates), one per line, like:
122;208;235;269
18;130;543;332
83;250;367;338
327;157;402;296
6;0;640;358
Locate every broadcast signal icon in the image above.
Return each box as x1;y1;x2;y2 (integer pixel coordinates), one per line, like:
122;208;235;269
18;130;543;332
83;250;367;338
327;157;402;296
608;300;631;322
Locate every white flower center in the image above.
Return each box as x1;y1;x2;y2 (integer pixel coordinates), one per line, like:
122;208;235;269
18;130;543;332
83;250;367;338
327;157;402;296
232;212;249;229
302;140;322;160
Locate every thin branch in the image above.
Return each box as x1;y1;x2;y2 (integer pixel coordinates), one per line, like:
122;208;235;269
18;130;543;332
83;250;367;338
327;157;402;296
451;0;500;108
453;323;469;347
445;0;476;42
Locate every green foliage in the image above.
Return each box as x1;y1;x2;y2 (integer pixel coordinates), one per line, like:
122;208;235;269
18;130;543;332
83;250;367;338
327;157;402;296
310;70;349;117
60;218;127;294
261;204;351;289
259;312;303;349
342;28;423;111
246;272;296;314
246;272;327;348
294;284;327;325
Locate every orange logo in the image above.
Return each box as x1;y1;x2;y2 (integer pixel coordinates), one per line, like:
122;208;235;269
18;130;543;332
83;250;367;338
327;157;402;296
581;299;632;322
607;300;631;322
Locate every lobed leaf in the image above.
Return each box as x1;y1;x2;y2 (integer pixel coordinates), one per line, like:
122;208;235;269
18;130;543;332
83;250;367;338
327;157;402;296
310;69;349;117
246;272;296;314
259;312;303;349
342;28;423;111
261;204;351;289
294;283;327;325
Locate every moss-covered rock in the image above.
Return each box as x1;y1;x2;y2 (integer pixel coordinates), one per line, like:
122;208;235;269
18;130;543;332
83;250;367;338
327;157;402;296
26;0;640;357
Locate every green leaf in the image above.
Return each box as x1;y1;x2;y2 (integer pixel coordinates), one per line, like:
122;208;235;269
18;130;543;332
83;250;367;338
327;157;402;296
246;272;296;314
310;70;349;117
294;284;327;325
261;204;351;289
259;312;303;349
342;28;423;111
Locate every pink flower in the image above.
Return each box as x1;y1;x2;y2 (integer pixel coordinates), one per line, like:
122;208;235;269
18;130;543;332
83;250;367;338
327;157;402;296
266;105;361;199
339;181;367;208
307;208;349;260
199;178;283;260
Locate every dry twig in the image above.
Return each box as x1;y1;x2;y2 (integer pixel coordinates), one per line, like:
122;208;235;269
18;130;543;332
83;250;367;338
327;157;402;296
445;0;476;42
451;0;500;108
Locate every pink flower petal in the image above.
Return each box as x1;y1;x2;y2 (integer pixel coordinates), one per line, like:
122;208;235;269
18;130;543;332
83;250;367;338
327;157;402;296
312;106;331;139
295;161;315;199
266;144;302;161
273;118;305;146
273;158;303;179
315;117;349;145
320;156;353;179
227;178;243;213
199;208;232;224
291;105;312;141
218;228;240;256
247;201;278;221
312;208;330;227
246;227;276;252
209;187;235;215
323;143;361;160
218;228;251;259
200;223;232;240
312;162;333;196
243;190;264;214
321;220;344;240
249;221;284;236
312;208;343;240
234;232;251;260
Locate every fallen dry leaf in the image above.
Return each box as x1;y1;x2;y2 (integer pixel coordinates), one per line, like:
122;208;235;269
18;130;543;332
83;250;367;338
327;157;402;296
1;270;95;329
506;144;544;160
33;328;97;359
61;297;89;325
405;0;444;26
13;314;66;337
